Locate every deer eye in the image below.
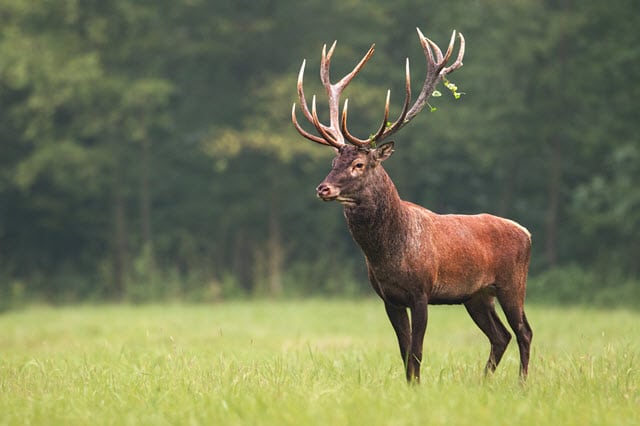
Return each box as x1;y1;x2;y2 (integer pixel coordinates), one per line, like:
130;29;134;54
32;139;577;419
354;162;364;169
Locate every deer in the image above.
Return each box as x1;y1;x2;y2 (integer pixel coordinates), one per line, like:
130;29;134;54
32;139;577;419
291;28;533;383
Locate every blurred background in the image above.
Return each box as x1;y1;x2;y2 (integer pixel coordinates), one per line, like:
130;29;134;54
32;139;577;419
0;0;638;309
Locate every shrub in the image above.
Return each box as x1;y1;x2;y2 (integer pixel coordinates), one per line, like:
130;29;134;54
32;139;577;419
527;265;640;309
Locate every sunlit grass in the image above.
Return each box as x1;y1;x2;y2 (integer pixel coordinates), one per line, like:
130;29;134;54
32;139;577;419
1;300;638;425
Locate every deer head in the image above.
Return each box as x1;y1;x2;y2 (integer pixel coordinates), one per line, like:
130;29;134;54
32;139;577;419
315;143;395;206
291;28;465;204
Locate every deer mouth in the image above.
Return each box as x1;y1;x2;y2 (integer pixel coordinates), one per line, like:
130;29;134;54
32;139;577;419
336;196;357;206
318;194;357;205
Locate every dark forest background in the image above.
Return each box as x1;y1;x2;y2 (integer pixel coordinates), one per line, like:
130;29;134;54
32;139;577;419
1;0;638;308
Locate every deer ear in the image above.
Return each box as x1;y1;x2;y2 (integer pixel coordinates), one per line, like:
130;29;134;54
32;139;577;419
374;141;395;163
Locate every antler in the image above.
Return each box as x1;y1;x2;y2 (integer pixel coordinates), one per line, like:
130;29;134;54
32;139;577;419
292;28;465;148
408;29;465;122
292;41;375;148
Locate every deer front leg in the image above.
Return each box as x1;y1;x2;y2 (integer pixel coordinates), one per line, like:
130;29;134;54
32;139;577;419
384;302;411;370
407;297;428;383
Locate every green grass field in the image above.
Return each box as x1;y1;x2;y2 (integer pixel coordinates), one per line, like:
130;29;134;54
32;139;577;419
1;300;638;425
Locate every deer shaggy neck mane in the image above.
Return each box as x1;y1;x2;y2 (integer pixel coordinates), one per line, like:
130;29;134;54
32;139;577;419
343;164;408;260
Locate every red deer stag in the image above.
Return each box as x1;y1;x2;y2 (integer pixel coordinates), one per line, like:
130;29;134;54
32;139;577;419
291;29;532;383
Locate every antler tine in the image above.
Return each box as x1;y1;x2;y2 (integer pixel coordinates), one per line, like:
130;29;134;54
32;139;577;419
319;41;345;145
320;41;337;87
311;95;341;147
441;32;465;75
342;99;372;147
292;103;333;146
369;90;392;142
421;30;455;71
440;30;457;65
336;44;375;90
417;28;438;66
296;59;315;124
428;39;444;63
375;58;412;141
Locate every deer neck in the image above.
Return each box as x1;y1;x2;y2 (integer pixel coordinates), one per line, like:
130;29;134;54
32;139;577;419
343;167;407;260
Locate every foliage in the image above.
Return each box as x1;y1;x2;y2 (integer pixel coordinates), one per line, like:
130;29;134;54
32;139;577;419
527;265;640;309
0;0;639;302
1;301;638;425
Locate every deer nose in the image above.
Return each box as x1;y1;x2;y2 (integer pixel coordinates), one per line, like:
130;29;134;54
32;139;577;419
316;183;337;200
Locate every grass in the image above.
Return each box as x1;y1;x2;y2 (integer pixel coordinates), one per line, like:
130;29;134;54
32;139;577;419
0;299;638;425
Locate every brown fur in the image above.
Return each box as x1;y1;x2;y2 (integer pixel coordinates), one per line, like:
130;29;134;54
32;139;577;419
317;143;532;383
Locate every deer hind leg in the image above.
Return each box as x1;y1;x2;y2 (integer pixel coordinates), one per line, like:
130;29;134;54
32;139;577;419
464;293;511;374
496;287;533;381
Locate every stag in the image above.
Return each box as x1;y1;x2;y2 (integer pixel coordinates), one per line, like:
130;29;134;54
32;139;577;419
291;29;532;383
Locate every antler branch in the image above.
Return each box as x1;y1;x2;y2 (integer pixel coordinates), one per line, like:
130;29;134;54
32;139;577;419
292;42;375;148
406;29;465;122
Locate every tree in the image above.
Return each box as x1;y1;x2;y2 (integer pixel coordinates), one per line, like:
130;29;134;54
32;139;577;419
1;0;638;303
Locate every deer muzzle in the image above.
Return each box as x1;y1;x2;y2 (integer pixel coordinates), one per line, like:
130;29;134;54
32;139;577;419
316;182;340;201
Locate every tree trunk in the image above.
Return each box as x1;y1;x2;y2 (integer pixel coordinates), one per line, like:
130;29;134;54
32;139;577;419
544;0;571;267
112;170;129;299
139;137;153;250
497;161;517;218
232;230;253;293
139;137;156;284
544;140;561;266
266;198;284;297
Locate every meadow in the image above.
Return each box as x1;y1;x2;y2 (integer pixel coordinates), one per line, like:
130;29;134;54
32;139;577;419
1;299;638;425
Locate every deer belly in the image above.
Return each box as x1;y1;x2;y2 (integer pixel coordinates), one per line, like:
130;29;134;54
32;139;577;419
428;294;474;305
430;276;495;305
